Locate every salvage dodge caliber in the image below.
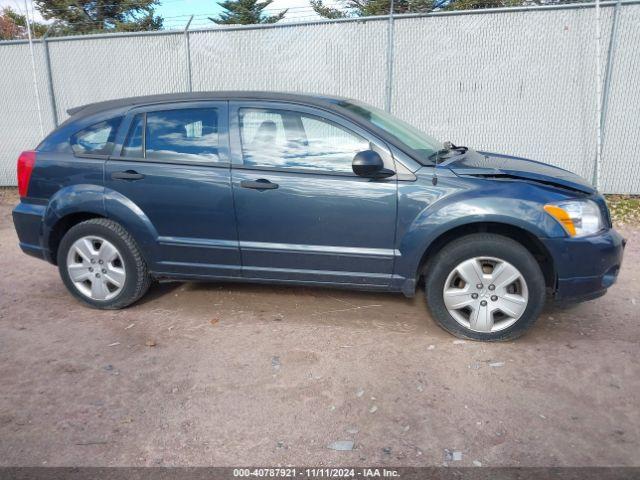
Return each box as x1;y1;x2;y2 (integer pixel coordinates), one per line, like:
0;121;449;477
12;92;625;340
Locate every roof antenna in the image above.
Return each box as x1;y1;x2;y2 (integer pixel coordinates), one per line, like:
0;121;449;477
432;158;438;186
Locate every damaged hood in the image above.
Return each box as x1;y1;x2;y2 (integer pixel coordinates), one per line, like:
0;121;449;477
444;150;595;194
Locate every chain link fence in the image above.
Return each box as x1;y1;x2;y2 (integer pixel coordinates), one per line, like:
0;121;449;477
0;1;638;193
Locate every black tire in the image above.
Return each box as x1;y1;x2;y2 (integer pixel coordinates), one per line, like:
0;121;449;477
57;218;151;309
424;233;545;341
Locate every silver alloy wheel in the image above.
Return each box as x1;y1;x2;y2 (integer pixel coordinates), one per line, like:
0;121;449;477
66;235;126;301
442;256;529;333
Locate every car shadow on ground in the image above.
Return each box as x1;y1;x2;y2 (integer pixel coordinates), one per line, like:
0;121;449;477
132;278;620;344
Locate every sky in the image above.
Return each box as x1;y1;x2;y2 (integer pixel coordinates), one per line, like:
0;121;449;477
158;0;326;30
0;0;331;30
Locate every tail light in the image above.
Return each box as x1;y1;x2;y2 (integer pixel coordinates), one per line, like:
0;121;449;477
17;150;36;198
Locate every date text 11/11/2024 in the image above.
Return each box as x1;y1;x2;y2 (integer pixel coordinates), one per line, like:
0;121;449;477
233;468;400;478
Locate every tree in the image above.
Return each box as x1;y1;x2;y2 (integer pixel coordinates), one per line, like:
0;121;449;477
310;0;439;18
33;0;163;35
0;7;47;40
444;0;523;9
210;0;288;25
310;0;526;18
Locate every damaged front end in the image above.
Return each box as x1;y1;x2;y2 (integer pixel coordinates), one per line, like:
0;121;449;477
443;150;596;194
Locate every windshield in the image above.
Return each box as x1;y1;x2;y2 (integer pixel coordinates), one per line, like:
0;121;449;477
337;100;444;164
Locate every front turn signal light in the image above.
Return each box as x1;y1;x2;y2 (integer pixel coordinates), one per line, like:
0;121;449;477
544;204;577;237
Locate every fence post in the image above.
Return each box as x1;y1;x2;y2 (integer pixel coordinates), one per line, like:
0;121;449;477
384;0;395;113
599;0;622;158
184;15;194;93
23;0;44;137
593;0;602;190
43;26;59;128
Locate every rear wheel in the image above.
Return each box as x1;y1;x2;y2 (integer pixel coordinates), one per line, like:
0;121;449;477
58;218;151;309
424;233;545;341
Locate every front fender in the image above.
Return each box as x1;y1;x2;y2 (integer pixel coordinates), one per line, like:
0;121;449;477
395;185;567;280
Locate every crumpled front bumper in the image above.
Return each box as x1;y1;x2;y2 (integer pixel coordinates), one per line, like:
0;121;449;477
541;228;626;302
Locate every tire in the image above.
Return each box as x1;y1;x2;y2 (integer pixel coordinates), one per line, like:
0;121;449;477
57;218;151;309
424;233;545;341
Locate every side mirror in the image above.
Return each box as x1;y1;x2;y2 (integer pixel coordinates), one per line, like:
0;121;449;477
352;150;395;179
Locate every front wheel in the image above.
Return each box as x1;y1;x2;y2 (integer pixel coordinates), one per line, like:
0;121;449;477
57;218;151;309
424;233;546;341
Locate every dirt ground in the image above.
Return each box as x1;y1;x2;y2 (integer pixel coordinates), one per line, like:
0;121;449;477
0;190;639;467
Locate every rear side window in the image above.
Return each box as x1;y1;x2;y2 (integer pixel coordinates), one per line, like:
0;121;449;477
122;114;144;158
70;117;122;156
120;108;220;163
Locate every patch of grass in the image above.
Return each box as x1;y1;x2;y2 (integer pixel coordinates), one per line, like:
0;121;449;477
605;195;640;227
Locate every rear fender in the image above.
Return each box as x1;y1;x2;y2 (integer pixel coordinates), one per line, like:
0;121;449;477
43;184;106;258
44;185;159;266
102;187;159;264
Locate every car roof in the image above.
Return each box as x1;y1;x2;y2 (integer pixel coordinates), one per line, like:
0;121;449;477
66;91;351;118
60;91;430;168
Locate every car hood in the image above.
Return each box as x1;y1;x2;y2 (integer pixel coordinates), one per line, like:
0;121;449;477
443;150;595;194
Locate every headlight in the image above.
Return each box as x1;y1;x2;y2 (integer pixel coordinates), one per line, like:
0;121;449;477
544;200;603;237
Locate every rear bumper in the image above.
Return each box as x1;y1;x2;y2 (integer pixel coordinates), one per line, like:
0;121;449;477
12;202;52;262
542;228;625;302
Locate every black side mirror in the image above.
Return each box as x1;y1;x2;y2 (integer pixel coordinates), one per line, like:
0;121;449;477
352;150;395;179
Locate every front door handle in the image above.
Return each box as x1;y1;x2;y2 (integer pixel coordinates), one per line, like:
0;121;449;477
240;179;279;190
111;170;145;181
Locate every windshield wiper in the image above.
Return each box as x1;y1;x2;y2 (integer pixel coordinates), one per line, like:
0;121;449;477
428;141;468;161
444;141;468;154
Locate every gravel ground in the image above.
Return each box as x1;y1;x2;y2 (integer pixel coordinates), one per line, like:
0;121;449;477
0;190;638;467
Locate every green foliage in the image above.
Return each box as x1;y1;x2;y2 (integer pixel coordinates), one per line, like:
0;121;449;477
309;1;348;18
210;0;288;24
311;0;439;18
444;0;523;9
311;0;530;18
33;0;163;35
1;7;48;40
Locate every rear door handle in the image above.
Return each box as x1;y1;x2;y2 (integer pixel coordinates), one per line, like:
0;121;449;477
111;170;145;181
240;179;279;190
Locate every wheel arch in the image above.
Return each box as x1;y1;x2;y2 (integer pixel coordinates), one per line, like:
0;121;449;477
42;184;107;265
416;222;556;292
48;212;106;265
44;186;158;267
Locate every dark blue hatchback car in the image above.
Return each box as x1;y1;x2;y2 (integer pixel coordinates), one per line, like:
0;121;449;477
12;92;625;340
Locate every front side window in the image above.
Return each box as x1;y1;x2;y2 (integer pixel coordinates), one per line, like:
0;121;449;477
121;108;220;163
70;117;122;156
239;108;370;173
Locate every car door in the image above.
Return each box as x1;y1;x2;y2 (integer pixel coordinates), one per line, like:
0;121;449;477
229;101;398;286
105;101;241;278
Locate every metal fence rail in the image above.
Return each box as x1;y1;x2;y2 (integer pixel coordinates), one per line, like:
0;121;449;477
1;2;638;193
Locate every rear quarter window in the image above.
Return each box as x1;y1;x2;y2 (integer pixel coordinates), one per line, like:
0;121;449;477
70;117;122;156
